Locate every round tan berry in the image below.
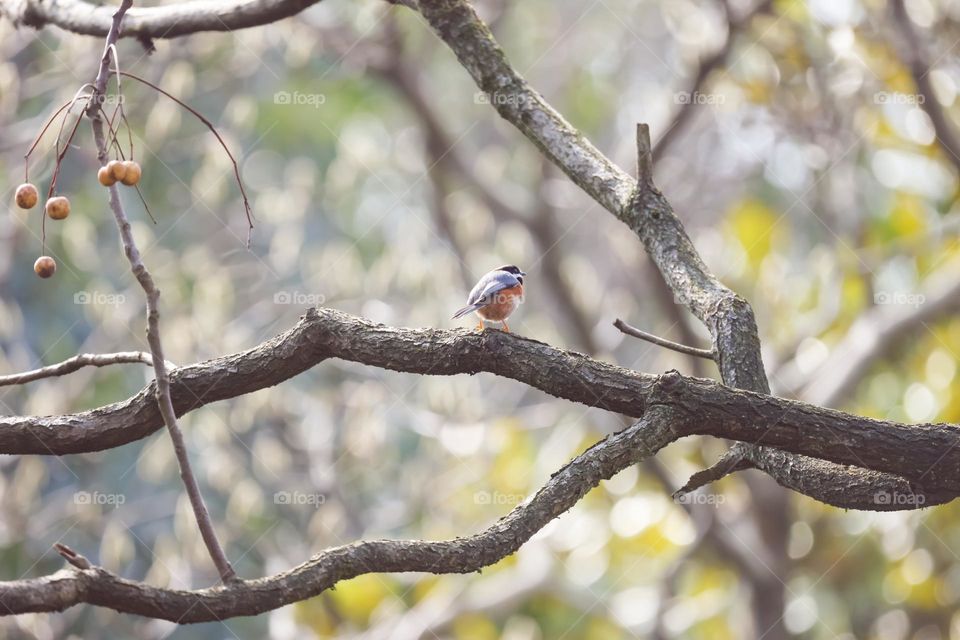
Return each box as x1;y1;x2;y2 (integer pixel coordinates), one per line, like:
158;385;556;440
120;161;141;186
107;160;127;183
15;183;39;209
34;256;56;279
98;166;116;186
45;196;70;220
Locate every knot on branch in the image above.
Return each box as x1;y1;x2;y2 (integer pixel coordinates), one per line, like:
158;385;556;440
649;369;686;409
624;177;670;232
660;369;683;388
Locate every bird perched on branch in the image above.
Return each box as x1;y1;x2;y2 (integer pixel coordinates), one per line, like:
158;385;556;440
453;265;526;332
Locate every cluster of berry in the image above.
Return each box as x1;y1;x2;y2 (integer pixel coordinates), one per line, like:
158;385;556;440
14;160;142;279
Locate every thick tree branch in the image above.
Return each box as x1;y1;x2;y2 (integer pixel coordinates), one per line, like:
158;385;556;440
412;0;762;386
409;6;826;573
1;0;323;39
0;308;659;455
4;0;946;629
413;1;635;216
0;407;678;621
0;307;957;509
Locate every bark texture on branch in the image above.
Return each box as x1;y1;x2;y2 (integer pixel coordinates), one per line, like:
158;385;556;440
4;0;957;629
0;308;956;508
413;0;635;216
0;407;678;621
409;2;916;569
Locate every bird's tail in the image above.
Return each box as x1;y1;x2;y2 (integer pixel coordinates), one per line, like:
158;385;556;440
452;303;482;319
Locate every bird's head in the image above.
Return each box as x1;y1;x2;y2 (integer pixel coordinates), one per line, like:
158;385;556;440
496;264;526;284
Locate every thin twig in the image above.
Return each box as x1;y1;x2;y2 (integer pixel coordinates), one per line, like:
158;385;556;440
97;106;156;223
0;351;154;387
636;123;654;186
614;318;715;361
97;105;127;159
103;52;136;161
110;69;254;245
672;457;751;500
87;0;238;584
92;118;238;584
42;106;85;250
22;92;88;182
38;85;94;251
48;85;96;198
54;543;92;570
133;184;157;223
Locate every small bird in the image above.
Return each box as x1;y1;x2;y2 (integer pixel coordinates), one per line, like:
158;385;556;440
452;265;526;332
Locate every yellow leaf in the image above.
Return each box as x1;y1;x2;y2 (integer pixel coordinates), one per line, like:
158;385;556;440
452;614;499;640
726;199;782;266
840;274;868;316
889;192;926;239
292;597;335;636
775;0;805;19
327;574;394;625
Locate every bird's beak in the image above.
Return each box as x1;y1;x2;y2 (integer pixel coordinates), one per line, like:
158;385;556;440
519;271;527;277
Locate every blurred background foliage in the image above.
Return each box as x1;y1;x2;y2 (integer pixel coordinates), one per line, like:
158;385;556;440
3;0;960;637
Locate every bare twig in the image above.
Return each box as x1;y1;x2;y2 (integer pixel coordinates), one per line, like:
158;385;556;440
35;83;95;252
111;70;254;245
637;122;654;185
0;351;154;387
85;0;237;583
53;543;92;570
91;120;238;582
614;318;715;361
23;100;72;182
673;457;752;501
133;184;157;223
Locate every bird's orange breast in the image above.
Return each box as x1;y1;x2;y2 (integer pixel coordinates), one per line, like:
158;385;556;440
477;284;523;321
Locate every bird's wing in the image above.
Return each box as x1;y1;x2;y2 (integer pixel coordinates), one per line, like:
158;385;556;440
467;272;520;306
